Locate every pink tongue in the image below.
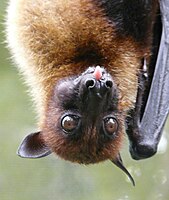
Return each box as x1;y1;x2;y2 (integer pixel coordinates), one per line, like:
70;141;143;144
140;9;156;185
93;66;102;80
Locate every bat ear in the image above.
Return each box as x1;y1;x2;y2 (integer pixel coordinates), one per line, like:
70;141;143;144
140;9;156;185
111;154;135;186
17;131;51;158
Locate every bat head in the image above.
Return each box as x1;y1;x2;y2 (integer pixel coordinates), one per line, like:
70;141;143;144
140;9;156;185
18;66;135;185
44;66;124;164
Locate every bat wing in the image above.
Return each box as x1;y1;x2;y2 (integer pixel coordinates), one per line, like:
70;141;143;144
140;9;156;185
126;0;169;160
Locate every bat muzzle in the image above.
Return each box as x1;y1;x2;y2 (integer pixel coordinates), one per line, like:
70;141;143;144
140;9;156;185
79;66;114;98
84;76;113;98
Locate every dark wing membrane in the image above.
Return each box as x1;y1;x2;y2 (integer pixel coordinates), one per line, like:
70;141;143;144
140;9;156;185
126;0;169;160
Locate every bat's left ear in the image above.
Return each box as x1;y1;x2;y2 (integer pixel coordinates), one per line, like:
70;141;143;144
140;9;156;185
17;131;51;158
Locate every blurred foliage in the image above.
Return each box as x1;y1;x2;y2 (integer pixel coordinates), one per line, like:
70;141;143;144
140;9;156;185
0;1;169;200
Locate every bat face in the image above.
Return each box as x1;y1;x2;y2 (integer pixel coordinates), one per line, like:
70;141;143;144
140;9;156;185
42;66;123;164
17;65;135;185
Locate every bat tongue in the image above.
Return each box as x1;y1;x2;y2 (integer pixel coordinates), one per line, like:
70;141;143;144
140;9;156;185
93;66;102;80
111;154;135;186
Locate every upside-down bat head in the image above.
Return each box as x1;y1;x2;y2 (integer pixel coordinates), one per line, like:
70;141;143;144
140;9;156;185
43;66;122;164
18;66;134;185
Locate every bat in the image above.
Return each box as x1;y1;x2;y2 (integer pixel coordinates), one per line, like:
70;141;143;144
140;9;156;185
6;0;169;185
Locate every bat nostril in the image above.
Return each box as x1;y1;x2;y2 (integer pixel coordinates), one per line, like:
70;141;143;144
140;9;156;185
85;78;96;89
105;80;113;89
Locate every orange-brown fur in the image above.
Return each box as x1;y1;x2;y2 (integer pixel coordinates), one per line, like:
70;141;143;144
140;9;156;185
6;0;156;163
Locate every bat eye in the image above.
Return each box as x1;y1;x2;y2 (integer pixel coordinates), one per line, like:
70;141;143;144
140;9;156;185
103;117;118;138
61;115;80;134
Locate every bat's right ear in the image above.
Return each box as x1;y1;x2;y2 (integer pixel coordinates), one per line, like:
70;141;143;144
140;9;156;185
17;131;51;158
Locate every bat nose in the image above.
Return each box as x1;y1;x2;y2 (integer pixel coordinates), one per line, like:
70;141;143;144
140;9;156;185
85;77;113;97
85;78;113;89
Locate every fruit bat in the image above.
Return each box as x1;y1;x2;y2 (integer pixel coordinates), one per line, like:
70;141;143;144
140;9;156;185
6;0;169;186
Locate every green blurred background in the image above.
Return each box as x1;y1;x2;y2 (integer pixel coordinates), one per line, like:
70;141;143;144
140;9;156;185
0;1;169;200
